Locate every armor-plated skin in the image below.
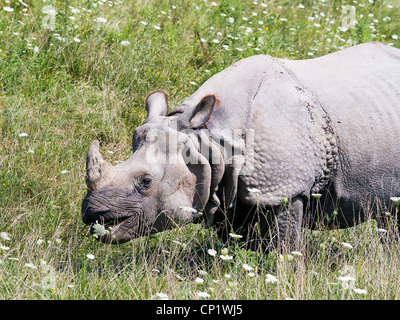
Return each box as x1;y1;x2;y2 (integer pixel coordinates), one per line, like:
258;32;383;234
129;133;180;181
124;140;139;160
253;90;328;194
82;42;400;251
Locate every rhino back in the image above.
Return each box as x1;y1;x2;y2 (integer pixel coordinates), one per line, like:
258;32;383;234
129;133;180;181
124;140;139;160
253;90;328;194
282;42;400;208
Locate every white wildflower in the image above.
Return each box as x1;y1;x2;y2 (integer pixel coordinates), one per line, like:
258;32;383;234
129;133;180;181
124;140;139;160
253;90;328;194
24;263;37;269
179;206;197;214
338;265;356;290
311;193;322;198
248;272;256;277
228;17;234;23
3;6;14;12
219;254;233;260
248;187;261;194
341;242;353;249
224;273;231;279
353;288;367;295
73;37;81;43
156;293;169;300
197;291;210;298
120;40;130;46
140;21;148;26
207;248;217;256
195;277;204;284
42;7;56;16
60;170;69;174
220;248;229;255
0;245;10;251
19;133;28;137
0;232;11;241
229;233;243;239
95;17;107;23
265;274;278;284
242;263;254;271
86;253;95;259
286;254;294;261
154;25;161;30
338;275;355;282
291;251;303;256
92;221;110;237
390;196;400;204
212;39;219;44
69;6;80;14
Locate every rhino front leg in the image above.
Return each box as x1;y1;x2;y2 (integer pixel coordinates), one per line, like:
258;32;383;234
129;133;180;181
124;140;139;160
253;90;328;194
260;196;304;253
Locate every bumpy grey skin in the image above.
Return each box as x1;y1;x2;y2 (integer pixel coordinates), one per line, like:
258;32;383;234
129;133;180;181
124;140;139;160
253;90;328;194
82;42;400;252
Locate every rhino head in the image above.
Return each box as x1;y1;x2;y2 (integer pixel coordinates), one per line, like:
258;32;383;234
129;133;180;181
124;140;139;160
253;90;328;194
81;91;221;244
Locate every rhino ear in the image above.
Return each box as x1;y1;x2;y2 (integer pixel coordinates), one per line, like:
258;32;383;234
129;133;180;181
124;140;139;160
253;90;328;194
145;90;169;118
179;95;217;129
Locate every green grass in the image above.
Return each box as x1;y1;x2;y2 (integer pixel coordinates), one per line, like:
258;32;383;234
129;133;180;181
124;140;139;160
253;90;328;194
0;0;399;300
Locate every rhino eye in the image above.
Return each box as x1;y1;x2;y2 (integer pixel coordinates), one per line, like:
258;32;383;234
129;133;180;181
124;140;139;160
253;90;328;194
139;174;153;190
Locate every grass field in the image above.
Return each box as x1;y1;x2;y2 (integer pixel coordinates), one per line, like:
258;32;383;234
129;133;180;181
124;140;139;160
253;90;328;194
1;0;399;300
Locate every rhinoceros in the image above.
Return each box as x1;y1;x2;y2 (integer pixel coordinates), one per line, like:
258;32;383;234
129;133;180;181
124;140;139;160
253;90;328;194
82;42;400;252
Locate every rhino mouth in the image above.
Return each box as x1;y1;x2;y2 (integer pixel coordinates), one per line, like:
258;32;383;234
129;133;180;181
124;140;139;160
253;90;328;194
89;214;141;244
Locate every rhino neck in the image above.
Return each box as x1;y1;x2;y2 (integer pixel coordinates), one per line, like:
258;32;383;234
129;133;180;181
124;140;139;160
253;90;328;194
183;129;224;227
186;127;249;228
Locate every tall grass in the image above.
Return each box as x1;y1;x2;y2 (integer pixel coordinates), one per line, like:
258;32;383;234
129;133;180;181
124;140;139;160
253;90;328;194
0;0;399;300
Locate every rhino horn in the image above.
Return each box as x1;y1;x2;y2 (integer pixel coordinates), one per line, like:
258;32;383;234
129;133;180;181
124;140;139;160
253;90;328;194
85;140;116;191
